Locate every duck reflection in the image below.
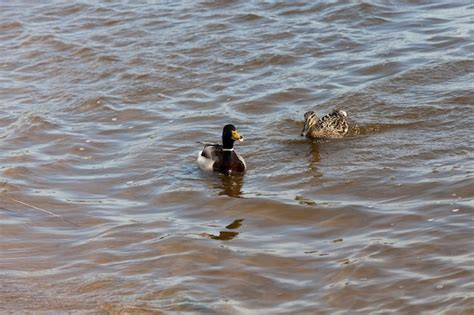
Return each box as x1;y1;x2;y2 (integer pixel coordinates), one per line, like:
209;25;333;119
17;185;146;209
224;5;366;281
309;141;321;163
307;141;323;178
209;231;239;241
215;174;244;198
208;219;244;241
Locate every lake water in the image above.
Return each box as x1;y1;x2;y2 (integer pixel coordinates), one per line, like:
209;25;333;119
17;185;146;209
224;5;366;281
0;1;473;313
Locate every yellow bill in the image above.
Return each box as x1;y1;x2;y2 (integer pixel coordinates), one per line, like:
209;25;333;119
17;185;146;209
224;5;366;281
231;130;243;141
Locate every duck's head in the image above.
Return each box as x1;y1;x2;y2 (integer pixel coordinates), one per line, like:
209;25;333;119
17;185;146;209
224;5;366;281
301;111;318;137
222;124;243;148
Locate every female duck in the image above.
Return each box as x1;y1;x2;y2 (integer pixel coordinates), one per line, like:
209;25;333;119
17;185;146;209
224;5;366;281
197;124;246;175
301;109;349;139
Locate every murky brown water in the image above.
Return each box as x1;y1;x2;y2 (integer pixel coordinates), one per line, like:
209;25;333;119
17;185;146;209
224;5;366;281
1;1;473;314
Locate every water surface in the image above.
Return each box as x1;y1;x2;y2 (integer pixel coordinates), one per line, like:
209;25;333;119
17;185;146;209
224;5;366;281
0;1;473;313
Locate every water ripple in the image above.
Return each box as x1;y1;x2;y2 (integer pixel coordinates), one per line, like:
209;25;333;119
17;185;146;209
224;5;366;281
0;0;473;313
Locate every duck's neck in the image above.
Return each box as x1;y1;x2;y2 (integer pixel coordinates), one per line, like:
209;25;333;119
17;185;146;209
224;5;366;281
222;137;234;150
221;138;235;172
308;127;325;138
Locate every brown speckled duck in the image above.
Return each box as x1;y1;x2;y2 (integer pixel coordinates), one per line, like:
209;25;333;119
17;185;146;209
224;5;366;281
197;124;246;175
301;109;349;139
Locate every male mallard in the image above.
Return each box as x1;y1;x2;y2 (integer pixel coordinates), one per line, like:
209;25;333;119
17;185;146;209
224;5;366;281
197;124;246;175
301;109;349;139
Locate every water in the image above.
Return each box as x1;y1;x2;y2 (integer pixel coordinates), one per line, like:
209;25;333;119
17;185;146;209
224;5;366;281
1;1;473;313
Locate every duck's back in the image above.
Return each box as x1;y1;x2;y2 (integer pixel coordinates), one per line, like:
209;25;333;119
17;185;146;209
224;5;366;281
317;110;349;138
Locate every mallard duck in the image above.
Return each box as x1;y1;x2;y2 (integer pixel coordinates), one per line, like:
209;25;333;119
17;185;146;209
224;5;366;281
301;109;349;139
197;124;246;175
